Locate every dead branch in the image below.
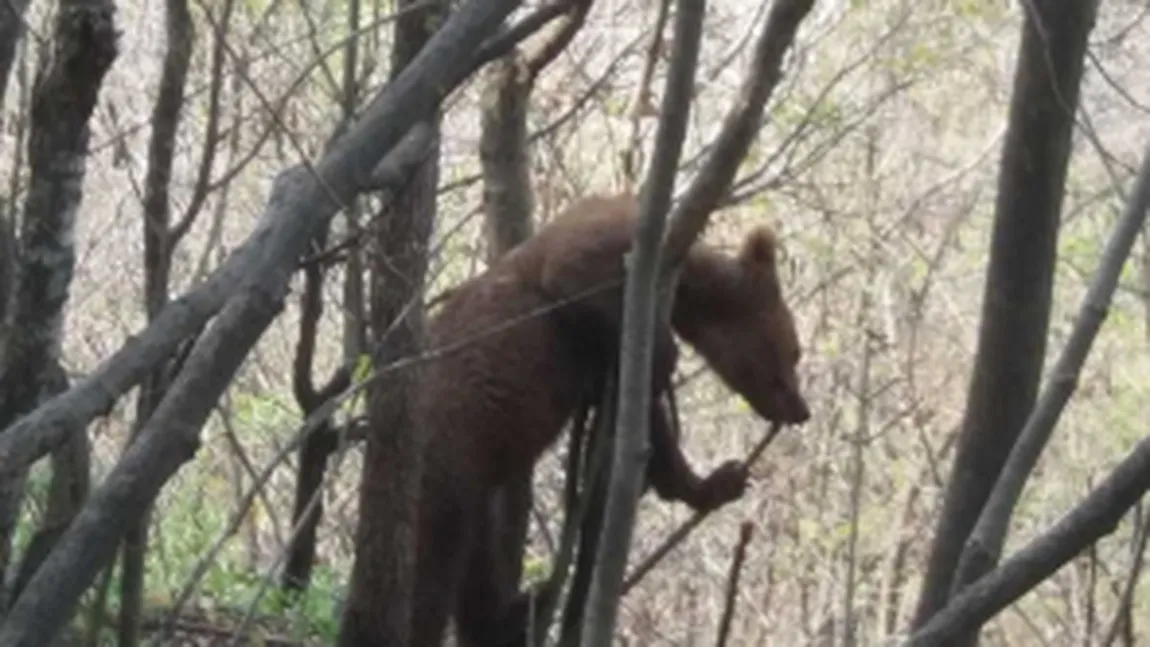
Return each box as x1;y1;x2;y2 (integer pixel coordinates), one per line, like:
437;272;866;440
715;522;754;647
623;422;782;592
1098;504;1150;647
621;0;671;188
470;0;575;78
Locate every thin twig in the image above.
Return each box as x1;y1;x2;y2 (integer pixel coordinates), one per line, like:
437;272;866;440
715;522;754;647
622;422;782;593
1098;502;1150;647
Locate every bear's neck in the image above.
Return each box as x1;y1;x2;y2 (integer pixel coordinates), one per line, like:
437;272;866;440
670;247;739;341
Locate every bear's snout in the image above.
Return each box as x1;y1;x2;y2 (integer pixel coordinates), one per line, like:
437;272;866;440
781;392;811;424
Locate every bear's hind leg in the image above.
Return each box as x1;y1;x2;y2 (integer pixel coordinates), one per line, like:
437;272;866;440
453;501;523;647
409;474;483;647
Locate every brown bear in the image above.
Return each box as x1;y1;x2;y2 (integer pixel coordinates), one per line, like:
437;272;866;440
406;194;810;647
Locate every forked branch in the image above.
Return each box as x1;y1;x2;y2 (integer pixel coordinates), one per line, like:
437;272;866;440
662;0;815;269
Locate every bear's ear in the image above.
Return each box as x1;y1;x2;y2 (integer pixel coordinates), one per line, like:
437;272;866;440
740;226;779;270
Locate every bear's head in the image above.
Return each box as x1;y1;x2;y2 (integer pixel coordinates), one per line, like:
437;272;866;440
672;226;811;425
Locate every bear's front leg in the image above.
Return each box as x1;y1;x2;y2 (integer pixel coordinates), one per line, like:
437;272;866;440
645;399;748;513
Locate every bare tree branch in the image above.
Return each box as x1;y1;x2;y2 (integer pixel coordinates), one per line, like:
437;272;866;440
949;139;1150;636
1099;504;1150;647
0;282;281;647
620;0;671;189
0;0;521;640
0;0;520;488
579;0;706;641
911;0;1099;632
661;0;815;269
115;0;199;641
901;438;1150;647
621;422;782;593
522;0;591;78
171;0;233;244
5;365;79;604
715;522;754;647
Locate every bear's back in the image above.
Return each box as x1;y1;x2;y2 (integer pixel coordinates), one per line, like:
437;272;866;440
417;249;589;485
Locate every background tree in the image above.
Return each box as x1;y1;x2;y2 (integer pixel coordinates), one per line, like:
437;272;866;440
337;0;446;639
911;0;1100;640
0;0;117;619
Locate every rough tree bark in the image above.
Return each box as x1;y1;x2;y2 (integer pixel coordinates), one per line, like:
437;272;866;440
0;0;521;641
0;0;118;616
0;0;31;108
336;0;446;643
0;0;29;322
0;212;12;325
910;0;1097;637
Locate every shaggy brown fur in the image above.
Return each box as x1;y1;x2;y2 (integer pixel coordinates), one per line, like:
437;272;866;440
405;195;810;647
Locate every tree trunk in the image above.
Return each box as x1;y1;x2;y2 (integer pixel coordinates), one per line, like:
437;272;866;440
910;0;1097;635
0;0;31;108
336;0;445;643
478;49;537;627
282;0;364;594
0;0;118;615
117;0;196;642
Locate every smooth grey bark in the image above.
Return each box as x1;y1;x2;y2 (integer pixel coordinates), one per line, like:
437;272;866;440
660;0;816;268
946;137;1150;644
0;0;521;641
578;0;705;643
910;0;1097;635
0;0;118;615
6;364;80;601
901;437;1150;647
